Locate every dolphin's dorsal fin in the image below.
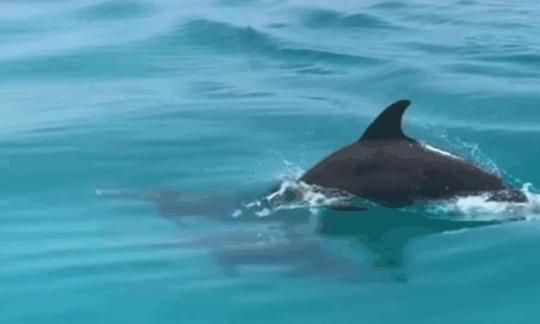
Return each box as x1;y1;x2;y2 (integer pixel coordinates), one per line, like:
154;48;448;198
358;99;411;141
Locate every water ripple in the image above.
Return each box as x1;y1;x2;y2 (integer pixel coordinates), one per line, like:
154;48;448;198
299;8;398;30
75;0;156;21
169;19;383;67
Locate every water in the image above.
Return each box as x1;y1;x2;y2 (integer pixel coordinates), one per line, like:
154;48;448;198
2;0;540;323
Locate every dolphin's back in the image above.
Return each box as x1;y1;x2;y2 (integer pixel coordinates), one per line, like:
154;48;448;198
299;100;526;206
300;140;506;206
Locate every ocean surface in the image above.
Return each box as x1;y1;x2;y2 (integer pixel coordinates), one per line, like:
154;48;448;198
2;0;540;323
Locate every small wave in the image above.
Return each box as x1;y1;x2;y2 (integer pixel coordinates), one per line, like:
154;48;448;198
0;45;165;80
75;0;156;21
401;41;462;55
471;53;540;68
369;1;410;10
190;81;273;99
446;62;540;80
167;19;382;67
300;8;398;30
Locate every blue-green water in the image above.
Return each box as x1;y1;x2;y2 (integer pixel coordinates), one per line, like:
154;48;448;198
2;0;540;323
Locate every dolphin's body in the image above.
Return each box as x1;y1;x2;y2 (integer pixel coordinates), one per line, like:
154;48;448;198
300;100;527;207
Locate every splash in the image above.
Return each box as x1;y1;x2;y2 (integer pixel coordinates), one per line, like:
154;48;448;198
425;184;540;222
417;125;502;175
234;161;355;218
238;180;355;218
453;137;501;175
420;134;538;221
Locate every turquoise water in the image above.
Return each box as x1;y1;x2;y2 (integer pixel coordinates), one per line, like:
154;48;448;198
2;0;540;323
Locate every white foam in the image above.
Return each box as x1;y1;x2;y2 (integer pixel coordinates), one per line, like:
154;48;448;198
427;184;540;222
238;161;353;218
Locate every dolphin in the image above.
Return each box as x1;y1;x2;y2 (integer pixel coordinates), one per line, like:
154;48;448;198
299;99;527;207
97;99;530;279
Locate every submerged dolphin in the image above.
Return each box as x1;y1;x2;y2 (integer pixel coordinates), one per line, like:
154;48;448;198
300;100;527;207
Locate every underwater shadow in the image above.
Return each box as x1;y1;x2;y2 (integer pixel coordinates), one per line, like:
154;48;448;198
316;207;503;272
100;188;510;281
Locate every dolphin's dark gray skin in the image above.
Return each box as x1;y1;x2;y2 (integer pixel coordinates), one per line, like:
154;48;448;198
300;100;527;207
